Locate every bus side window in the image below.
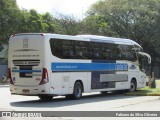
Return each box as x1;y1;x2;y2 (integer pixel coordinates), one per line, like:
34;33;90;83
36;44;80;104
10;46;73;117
90;42;101;60
117;44;137;62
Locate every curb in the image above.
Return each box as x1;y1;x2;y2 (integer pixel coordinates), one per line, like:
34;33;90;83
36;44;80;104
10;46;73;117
0;108;14;111
0;85;9;87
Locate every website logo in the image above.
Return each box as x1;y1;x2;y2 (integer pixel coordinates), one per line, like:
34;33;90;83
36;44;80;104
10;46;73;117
2;112;11;117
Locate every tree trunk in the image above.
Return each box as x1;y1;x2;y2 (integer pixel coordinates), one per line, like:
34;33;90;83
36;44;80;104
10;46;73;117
150;55;156;78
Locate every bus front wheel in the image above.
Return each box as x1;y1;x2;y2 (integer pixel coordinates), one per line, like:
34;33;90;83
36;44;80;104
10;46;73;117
129;80;137;92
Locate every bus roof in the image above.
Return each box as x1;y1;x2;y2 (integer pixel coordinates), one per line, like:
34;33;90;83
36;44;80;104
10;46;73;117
77;35;142;47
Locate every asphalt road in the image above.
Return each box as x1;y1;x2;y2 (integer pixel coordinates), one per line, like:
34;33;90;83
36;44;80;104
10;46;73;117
1;86;160;120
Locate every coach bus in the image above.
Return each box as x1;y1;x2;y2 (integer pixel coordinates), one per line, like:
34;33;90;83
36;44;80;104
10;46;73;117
8;33;151;100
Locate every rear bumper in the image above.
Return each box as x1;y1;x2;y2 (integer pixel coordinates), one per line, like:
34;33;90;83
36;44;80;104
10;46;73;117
9;84;50;95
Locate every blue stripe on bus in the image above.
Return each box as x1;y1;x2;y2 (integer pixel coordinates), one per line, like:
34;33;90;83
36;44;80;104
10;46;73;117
51;62;128;71
12;70;42;73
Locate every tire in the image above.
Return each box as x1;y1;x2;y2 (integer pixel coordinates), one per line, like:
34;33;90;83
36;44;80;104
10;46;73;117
38;95;53;101
73;82;83;99
66;82;83;100
129;80;137;92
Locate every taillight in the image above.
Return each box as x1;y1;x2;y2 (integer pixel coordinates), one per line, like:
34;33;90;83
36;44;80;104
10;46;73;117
39;68;49;85
8;68;14;85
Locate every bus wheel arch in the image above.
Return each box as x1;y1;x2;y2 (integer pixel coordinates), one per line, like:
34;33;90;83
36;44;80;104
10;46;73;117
129;78;137;92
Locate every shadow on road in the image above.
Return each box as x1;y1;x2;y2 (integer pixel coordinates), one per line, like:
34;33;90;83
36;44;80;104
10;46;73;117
10;92;141;108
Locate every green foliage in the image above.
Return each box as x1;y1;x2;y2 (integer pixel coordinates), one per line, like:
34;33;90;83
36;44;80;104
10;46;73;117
0;0;20;43
82;15;110;35
87;0;160;40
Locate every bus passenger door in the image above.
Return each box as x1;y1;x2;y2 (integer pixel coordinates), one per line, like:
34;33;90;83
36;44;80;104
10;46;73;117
62;73;70;94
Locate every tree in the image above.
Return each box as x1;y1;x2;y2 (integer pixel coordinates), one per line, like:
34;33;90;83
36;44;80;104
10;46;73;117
42;12;55;33
82;15;114;36
55;14;81;35
17;9;49;33
0;0;20;43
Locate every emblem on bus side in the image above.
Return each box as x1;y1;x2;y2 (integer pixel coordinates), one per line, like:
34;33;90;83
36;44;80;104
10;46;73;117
23;37;29;48
130;64;136;70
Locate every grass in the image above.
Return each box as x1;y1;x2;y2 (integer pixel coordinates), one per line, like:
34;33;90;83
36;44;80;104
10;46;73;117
125;80;160;96
125;87;160;96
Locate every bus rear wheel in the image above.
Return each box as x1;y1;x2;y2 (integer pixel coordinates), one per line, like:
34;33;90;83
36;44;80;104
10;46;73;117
66;82;83;100
38;95;53;101
73;82;83;99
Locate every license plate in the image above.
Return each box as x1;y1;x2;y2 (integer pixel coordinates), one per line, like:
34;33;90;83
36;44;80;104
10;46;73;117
23;89;30;93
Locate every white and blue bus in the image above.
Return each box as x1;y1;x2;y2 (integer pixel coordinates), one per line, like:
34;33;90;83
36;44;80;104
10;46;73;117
8;33;151;100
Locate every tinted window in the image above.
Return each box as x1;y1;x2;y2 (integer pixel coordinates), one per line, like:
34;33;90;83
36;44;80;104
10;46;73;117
50;38;137;61
118;44;137;61
90;42;103;60
50;38;90;59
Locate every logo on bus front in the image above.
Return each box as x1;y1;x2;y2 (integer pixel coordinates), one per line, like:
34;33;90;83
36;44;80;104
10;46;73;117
23;37;29;48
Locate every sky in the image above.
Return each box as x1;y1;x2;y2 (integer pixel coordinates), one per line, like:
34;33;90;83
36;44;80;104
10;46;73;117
16;0;99;19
